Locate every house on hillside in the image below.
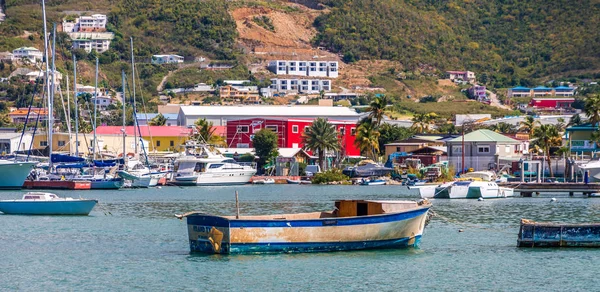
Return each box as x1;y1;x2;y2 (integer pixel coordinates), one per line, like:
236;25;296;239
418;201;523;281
268;60;339;78
446;71;475;84
152;54;184;64
63;14;107;32
467;85;486;100
446;129;526;172
0;52;14;62
12;47;43;63
270;78;332;94
9;108;48;124
219;85;260;104
528;97;575;109
507;86;575;98
68;32;114;53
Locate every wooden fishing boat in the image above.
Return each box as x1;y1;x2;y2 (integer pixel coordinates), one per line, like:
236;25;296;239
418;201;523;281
177;199;432;254
518;219;600;247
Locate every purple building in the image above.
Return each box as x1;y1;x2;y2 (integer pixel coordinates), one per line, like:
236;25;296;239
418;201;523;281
468;85;487;101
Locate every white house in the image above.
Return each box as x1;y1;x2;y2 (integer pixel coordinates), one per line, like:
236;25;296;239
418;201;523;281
446;71;476;84
12;47;43;63
270;78;332;94
152;54;184;64
68;32;114;53
0;52;14;62
268;60;339;78
0;132;33;155
63;14;107;32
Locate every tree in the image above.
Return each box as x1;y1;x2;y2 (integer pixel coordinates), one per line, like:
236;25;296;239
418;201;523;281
253;128;279;174
584;94;600;125
567;113;583;127
366;94;388;127
411;113;436;133
519;116;539;135
355;122;380;160
302;118;340;171
490;122;517;134
193;118;224;146
532;124;561;177
148;113;167;126
378;123;414;151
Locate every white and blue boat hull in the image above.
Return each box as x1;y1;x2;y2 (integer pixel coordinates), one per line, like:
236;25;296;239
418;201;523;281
0;161;36;189
185;206;430;254
0;200;97;215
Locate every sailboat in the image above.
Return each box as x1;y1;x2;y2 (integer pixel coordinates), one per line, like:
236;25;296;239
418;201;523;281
116;38;166;188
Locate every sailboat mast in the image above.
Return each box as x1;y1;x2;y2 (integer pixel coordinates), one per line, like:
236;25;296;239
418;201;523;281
73;55;79;157
66;74;72;155
130;37;137;154
49;21;56;170
93;57;98;160
121;70;127;166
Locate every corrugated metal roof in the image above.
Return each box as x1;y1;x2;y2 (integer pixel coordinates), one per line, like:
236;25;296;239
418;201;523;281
180;106;361;118
449;129;519;143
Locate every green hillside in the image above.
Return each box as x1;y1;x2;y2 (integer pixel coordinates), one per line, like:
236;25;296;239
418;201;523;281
313;0;600;87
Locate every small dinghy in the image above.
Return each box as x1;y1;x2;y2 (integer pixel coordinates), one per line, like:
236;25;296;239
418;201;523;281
0;192;97;215
177;199;432;254
252;178;275;184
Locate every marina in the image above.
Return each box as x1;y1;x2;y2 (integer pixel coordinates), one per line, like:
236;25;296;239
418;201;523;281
1;185;599;291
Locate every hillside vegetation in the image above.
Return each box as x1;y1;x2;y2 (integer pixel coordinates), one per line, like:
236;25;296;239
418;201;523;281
314;0;600;86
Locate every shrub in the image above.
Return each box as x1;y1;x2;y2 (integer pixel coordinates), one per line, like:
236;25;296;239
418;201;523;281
312;169;350;184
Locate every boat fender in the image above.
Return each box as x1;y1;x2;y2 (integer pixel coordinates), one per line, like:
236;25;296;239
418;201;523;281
551;198;557;202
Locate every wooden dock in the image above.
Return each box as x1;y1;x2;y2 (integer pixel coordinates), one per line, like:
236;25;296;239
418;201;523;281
499;182;600;196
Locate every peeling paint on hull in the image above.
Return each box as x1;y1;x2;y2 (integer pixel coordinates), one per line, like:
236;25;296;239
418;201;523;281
518;219;600;247
185;206;430;254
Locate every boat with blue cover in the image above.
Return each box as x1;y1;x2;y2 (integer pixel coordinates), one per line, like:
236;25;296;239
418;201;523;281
177;199;432;254
0;192;97;215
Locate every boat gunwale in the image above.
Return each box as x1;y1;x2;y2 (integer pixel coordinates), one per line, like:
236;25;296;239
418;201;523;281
181;203;431;226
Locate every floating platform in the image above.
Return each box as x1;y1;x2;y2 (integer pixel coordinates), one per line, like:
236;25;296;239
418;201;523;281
499;182;600;196
22;180;92;190
518;219;600;247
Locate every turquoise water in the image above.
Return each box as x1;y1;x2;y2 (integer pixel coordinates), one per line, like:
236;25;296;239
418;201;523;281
1;185;599;291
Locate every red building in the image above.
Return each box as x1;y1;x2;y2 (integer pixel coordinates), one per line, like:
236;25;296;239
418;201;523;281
529;97;575;108
226;118;361;157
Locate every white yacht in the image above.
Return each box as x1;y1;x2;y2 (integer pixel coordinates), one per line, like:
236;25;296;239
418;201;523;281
416;171;514;199
577;157;600;181
117;158;166;188
171;144;256;186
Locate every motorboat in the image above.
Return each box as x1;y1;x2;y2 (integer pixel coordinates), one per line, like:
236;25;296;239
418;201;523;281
0;160;37;189
117;159;165;188
177;199;432;254
342;160;394;178
286;178;312;184
578;157;600;182
360;178;386;186
0;192;97;215
253;178;275;184
433;180;514;199
171;143;256;186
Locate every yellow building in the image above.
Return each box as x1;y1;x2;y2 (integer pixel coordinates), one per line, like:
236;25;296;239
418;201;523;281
32;132;144;156
95;126;192;153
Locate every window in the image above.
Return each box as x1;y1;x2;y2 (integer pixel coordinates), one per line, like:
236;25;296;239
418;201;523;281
452;146;462;153
310;68;316;71
330;68;337;72
322;81;329;85
278;62;285;66
330;62;337;67
478;146;490;153
265;125;278;132
290;62;296;66
351;127;356;136
237;143;249;148
299;67;306;71
312;81;318;85
310;62;316;66
299;62;306;66
304;126;310;132
292;125;299;133
302;81;308;85
291;80;298;85
156;140;161;147
319;62;327;66
505;145;511;153
40;141;48;147
281;80;287;84
281;86;287;90
278;67;285;71
319;68;326;71
290;67;296;71
170;140;174;147
58;141;66;147
237;125;249;133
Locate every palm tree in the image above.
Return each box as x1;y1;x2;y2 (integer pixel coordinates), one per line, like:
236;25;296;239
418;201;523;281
411;113;435;133
366;95;389;127
194;118;216;144
519;116;539;135
567;113;583;127
148;113;167;126
355;122;381;160
490;122;517;134
533;124;561;177
584;94;600;125
302;118;340;171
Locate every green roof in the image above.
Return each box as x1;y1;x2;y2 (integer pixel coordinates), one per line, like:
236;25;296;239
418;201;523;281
449;129;519;143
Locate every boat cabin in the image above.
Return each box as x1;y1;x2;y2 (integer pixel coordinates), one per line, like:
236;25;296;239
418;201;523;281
223;200;425;220
22;192;58;200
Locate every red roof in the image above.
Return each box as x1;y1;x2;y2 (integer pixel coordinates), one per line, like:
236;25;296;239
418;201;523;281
212;126;226;137
95;126;192;137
